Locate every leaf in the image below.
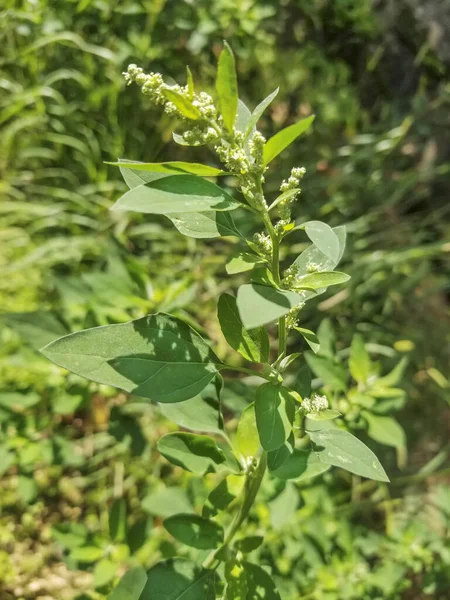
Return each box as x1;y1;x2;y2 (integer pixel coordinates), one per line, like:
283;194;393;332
94;558;116;588
272;448;331;481
376;357;408;387
0;392;41;412
4;311;68;349
308;428;390;482
108;566;147;600
242;562;281;600
225;253;263;275
263;115;315;165
302;221;340;262
236;283;305;329
173;131;205;147
269;483;298;529
110;160;227;177
363;412;407;450
169;211;241;239
292;364;312;399
234;536;264;553
142;488;193;519
225;561;248;600
157;433;226;475
216;41;238;133
307;409;341;421
164;514;224;550
244;88;279;140
294;225;347;276
163;88;202;119
203;479;236;518
41;314;219;404
112;175;241;214
255;384;295;451
236;403;260;458
186;66;195;98
267;432;294;471
349;334;372;383
294;327;320;353
18;475;37;504
293;271;350;291
141;559;216;600
109;498;127;542
71;546;104;563
304;353;348;391
235;100;252;134
218;293;269;363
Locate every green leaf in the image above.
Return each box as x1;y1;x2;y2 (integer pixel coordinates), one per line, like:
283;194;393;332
108;566;147;600
235;100;252;134
163;88;202;119
234;536;264;553
109;498;127;543
216;41;238;133
141;559;216;600
292;364;312;399
307;409;341;421
4;311;68;349
308;428;390;482
225;252;263;275
376;357;408;387
18;475;37;504
218;293;269;363
236;403;260;458
157;432;226;475
0;446;14;476
244;88;279;140
0;392;41;412
294;225;347;276
236;283;305;329
110;161;227;177
255;384;295;451
305;353;348;391
293;271;350;291
263;115;315;165
224;561;248;600
169;211;241;239
112;175;240;214
71;546;104;563
164;514;224;550
203;479;236;518
242;562;281;600
272;448;331;481
267;432;294;471
269;483;298;529
142;488;193;519
186;66;194;98
94;558;116;588
349;334;371;383
302;221;340;262
294;327;320;353
41;314;219;404
363;412;406;449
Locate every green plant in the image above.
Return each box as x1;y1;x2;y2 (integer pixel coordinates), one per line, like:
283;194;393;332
41;44;394;599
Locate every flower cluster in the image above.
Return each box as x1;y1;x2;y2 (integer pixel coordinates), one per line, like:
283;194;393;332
278;166;306;220
253;232;272;258
285;304;305;329
282;264;300;288
215;140;250;175
301;393;329;414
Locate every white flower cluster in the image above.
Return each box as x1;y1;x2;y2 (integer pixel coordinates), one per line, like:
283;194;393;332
278;166;306;220
248;131;266;168
306;261;323;273
253;232;272;258
282;263;300;288
285;304;305;329
301;393;329;414
215;141;250;175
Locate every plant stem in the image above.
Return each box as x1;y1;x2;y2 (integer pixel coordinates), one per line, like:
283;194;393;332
202;452;267;570
220;364;271;381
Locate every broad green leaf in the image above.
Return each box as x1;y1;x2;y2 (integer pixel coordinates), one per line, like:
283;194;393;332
363;412;406;449
236;283;305;329
157;432;226;475
110;161;227;177
244;88;279;140
71;546;104;563
236;403;260;458
169;211;241;239
305;353;348;391
163;88;202;119
142;487;193;519
225;253;263;275
203;479;236;518
294;327;320;353
243;562;281;600
41;314;219;404
294;225;347;276
234;536;264;553
267;432;294;471
303;221;340;262
218;293;269;363
112;175;241;214
293;271;350;291
216;41;238;133
292;364;312;399
263;115;315;165
164;514;224;549
4;311;68;349
255;384;295;451
349;334;371;383
308;428;390;482
108;566;147;600
272;448;331;481
141;559;216;600
109;498;127;543
119;161;169;188
307;409;341;421
94;558;116;588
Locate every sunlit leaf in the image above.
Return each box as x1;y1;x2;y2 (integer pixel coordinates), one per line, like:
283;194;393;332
164;514;224;549
157;432;226;475
216;41;238;133
263;115;315;165
255;384;295;451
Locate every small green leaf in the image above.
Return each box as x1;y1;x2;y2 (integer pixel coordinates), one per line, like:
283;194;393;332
363;412;406;450
203;478;236;517
293;271;350;291
225;253;263;275
305;353;348;391
255;384;295;451
269;483;298;529
294;225;347;276
94;558;116;588
236;403;260;458
376;357;408;387
349;334;372;383
303;221;340;262
41;314;219;404
4;311;68;349
307;409;341;421
109;498;127;542
234;536;264;553
267;432;294;471
108;566;147;600
294;327;320;353
186;66;194;98
243;562;281;600
109;160;227;177
308;428;390;482
164;514;224;550
244;88;279;140
157;432;226;475
235;99;252;134
71;546;104;563
292;364;312;399
142;487;193;519
272;448;331;481
263;115;315;165
216;41;238;133
237;283;305;329
218;293;269;363
112;175;241;214
169;211;242;239
141;559;216;600
163;88;202;119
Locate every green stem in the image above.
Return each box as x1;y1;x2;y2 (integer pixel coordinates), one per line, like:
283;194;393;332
202;452;267;570
220;364;271;381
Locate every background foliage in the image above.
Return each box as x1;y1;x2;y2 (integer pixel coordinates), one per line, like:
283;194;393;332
0;0;449;598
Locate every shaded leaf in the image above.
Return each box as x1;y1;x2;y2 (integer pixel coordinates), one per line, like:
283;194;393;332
110;160;227;177
141;559;216;600
237;283;305;329
236;403;260;458
164;514;224;549
255;384;295;451
108;566;147;600
349;334;371;383
272;448;331;481
157;432;226;475
169;211;241;239
294;327;320;353
303;221;340;262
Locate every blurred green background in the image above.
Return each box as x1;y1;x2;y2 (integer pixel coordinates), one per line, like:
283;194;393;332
1;0;449;598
